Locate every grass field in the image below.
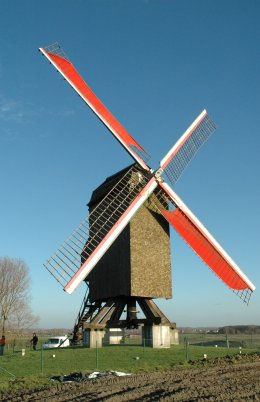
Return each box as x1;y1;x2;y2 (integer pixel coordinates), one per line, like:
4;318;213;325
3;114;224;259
0;339;259;392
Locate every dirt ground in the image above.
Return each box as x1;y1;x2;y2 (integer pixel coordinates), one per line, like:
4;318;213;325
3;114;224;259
2;353;260;401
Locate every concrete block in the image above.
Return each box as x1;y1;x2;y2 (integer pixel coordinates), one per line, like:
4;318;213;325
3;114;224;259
83;328;105;348
142;325;171;348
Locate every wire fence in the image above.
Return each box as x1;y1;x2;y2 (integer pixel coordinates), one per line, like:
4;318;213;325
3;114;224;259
2;332;260;352
179;332;260;349
0;333;260;382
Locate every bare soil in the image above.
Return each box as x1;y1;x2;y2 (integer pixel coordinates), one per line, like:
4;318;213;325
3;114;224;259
2;354;260;401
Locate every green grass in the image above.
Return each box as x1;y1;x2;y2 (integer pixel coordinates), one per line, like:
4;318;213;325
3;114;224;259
0;344;258;393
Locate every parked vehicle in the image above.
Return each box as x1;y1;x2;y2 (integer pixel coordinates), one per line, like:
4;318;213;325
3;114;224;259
43;336;70;349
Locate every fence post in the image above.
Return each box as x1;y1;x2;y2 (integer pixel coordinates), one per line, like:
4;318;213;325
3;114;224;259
95;341;99;370
41;344;43;375
226;333;229;355
184;337;189;362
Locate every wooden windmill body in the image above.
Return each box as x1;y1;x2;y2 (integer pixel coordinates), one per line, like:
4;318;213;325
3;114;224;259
87;164;172;302
40;43;255;347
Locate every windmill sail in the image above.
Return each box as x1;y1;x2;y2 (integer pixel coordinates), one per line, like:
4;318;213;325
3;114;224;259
160;110;216;186
44;165;157;294
157;182;255;304
39;43;150;171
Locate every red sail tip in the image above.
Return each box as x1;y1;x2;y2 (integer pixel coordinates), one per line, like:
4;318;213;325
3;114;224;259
42;49;150;169
161;208;251;292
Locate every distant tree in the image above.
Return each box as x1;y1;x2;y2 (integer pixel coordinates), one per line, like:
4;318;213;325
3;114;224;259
0;257;37;334
219;325;260;335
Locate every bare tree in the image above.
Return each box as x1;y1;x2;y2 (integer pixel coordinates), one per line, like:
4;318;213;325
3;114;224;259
9;300;39;334
0;257;32;334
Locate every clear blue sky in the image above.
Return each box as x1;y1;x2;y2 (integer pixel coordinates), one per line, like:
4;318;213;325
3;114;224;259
0;0;259;328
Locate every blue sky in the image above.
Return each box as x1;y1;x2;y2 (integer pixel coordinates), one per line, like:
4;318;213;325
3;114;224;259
0;0;259;328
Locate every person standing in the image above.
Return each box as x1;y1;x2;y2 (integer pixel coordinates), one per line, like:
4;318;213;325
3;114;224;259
30;333;38;350
0;335;6;356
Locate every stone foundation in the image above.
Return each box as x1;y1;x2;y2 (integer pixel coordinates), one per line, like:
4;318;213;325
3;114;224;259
83;328;105;348
170;328;179;345
142;325;171;348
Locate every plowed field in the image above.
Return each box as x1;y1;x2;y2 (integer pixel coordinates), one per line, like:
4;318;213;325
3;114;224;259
2;354;260;401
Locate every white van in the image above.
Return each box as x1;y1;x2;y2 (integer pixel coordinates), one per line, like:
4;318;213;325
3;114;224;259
43;336;70;349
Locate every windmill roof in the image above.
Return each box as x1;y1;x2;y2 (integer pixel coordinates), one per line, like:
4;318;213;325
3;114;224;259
87;163;138;207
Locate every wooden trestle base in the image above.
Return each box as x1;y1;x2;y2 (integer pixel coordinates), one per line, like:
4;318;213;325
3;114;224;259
78;297;178;348
83;297;171;330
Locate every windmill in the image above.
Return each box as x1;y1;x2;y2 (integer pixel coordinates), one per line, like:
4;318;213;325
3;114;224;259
39;43;255;347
